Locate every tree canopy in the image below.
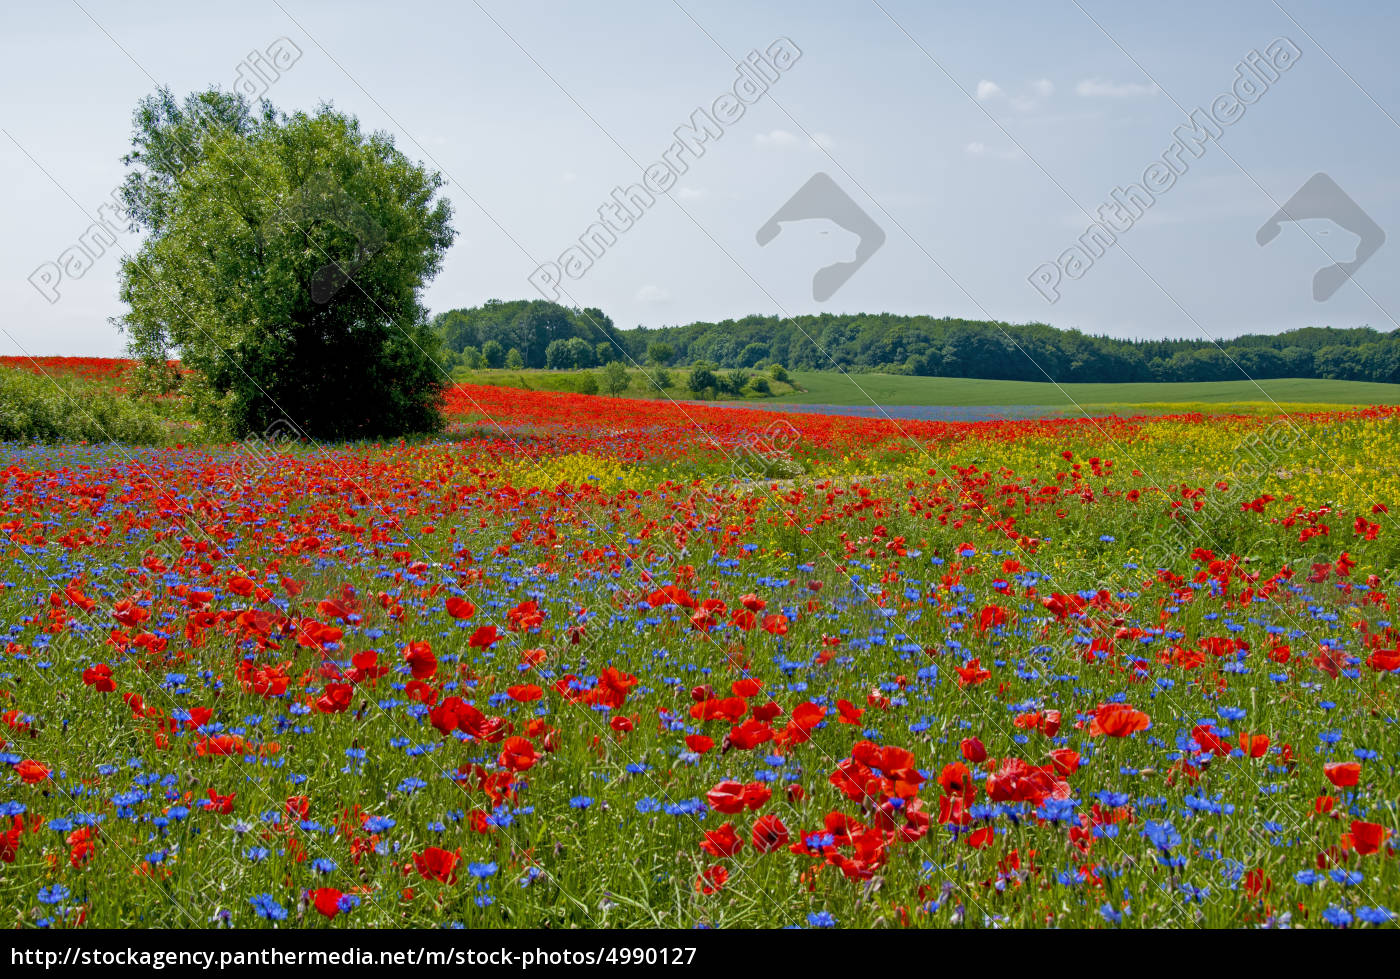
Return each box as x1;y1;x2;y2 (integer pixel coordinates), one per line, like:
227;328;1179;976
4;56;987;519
117;87;455;439
430;301;1400;384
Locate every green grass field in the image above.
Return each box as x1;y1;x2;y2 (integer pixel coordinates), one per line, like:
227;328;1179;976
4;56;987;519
776;373;1400;409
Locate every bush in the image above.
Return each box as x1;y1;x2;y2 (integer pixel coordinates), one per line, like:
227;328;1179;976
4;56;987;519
0;368;166;443
768;363;789;383
745;375;771;395
687;364;716;397
577;372;599;395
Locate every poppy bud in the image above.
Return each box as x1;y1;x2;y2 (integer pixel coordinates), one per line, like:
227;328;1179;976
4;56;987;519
690;684;713;703
960;737;987;764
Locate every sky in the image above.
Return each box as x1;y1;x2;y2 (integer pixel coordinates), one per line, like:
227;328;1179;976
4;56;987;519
3;0;1399;357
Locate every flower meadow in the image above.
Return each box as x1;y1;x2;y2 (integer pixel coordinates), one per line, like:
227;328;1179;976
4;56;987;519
2;378;1400;930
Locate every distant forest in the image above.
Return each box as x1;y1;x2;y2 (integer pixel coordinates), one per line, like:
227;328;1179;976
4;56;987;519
430;300;1400;383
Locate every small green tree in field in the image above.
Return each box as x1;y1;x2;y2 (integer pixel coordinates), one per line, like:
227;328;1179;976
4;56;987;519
687;363;717;397
602;360;629;396
117;87;455;439
505;348;525;370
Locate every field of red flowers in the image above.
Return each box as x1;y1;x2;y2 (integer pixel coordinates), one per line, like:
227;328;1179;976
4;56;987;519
2;369;1398;928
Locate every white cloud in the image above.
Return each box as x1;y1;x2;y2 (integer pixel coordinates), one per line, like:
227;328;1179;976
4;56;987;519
754;128;799;148
965;140;1021;160
1075;78;1160;98
754;128;834;151
977;78;1052;111
635;284;671;304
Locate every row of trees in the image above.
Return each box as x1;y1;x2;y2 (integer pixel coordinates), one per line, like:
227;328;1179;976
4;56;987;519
432;304;1400;385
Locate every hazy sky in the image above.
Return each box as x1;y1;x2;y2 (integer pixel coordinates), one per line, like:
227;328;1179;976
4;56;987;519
3;0;1399;357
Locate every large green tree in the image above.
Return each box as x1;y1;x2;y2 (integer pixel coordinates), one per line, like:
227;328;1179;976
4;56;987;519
117;87;455;439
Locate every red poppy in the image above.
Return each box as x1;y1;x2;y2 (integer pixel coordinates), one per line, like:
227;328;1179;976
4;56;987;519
445;597;476;619
506;684;543;702
751;814;789;853
1344;820;1388;856
960;737;987;764
312;887;345;918
468;625;501;649
201;789;235;814
1089;703;1151;738
1324;762;1362;788
82;664;116;692
684;734;714;754
700;822;743;857
413;846;460;884
15;760;49;784
1239;732;1270;758
498;737;539;773
695;864;728;894
404;641;436;679
731;677;763;698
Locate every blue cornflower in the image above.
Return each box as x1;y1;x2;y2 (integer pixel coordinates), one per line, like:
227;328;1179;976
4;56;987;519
250;893;287;921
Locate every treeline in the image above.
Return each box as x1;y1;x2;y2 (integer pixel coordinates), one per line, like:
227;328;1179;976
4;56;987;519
431;302;1400;383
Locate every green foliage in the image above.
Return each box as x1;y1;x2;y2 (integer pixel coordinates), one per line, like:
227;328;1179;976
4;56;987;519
505;348;525;370
0;368;166;443
577;372;599;395
601;360;630;396
482;339;505;369
687;363;716;396
117;87;454;440
431;300;625;369
746;374;771;395
646;341;674;365
439;299;1400;384
768;362;790;383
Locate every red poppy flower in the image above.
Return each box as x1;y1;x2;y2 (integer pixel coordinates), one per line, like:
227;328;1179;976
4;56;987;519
1089;703;1151;738
506;684;543;702
445;597;476;619
312;887;344;918
700;822;743;857
404;641;436;679
1324;762;1361;788
413;846;460;883
469;625;501;649
731;677;763;698
201;789;235;814
15;760;49;784
695;864;728;894
498;736;539;772
1345;820;1388;856
82;664;116;692
1239;732;1270;758
960;737;987;764
751;814;789;853
684;734;714;754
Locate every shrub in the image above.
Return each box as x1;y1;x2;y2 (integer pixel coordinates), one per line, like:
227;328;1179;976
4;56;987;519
0;368;166;443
